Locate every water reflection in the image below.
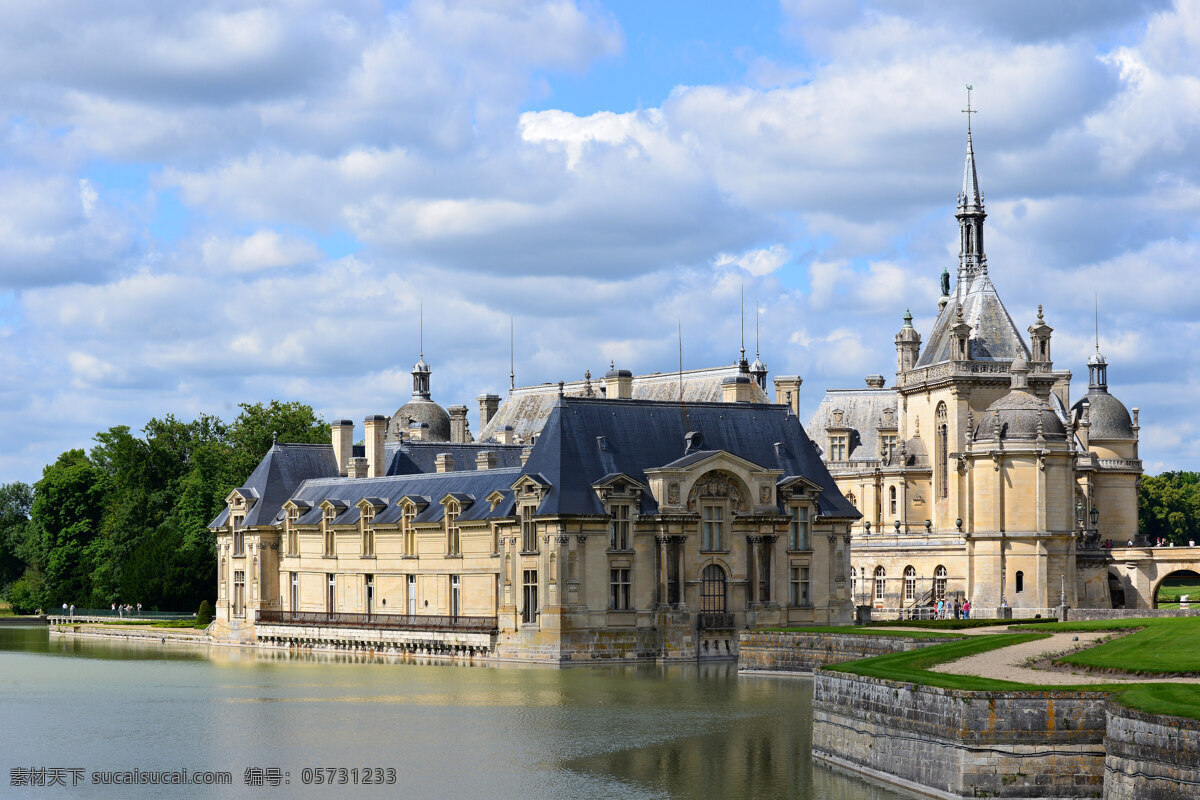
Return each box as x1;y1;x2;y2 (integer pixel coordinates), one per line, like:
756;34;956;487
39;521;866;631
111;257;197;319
0;626;909;799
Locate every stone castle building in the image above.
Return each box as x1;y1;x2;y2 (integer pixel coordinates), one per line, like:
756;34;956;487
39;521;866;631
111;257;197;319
210;356;858;662
807;123;1142;614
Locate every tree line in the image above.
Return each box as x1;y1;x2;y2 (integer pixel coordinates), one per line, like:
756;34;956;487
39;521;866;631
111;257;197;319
0;401;327;614
1138;471;1200;545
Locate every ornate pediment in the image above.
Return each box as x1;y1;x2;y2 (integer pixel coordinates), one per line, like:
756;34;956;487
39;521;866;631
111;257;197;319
686;470;747;513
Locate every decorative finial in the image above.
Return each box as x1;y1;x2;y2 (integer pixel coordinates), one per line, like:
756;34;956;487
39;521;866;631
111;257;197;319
584;369;593;397
956;303;964;321
509;316;515;392
419;300;423;360
1037;303;1044;322
610;359;615;370
272;431;278;446
557;381;564;398
739;283;746;365
754;298;760;359
962;84;976;134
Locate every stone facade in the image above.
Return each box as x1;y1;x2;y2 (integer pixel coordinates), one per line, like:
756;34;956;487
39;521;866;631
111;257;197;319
1104;705;1200;800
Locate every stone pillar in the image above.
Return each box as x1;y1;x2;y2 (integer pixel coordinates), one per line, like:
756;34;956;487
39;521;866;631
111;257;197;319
331;420;354;477
748;536;760;605
364;414;387;478
448;405;469;443
675;535;687;609
657;534;669;607
478;394;501;428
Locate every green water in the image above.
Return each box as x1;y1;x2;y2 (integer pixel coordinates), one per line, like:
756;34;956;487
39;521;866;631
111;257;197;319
0;626;907;799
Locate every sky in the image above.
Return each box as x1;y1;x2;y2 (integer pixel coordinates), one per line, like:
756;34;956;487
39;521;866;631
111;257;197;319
1;0;1198;484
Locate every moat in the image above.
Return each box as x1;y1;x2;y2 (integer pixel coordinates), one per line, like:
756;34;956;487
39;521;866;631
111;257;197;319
0;625;907;799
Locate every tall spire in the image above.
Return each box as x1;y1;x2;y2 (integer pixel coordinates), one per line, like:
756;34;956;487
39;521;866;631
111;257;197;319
738;283;749;373
509;316;515;393
750;300;767;390
956;84;987;284
412;300;431;400
1088;293;1108;391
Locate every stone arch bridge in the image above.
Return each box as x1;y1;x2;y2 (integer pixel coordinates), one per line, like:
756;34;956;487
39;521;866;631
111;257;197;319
1079;545;1200;609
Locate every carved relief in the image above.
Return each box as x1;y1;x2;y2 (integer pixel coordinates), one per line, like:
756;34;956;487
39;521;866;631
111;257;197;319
882;407;895;427
686;471;747;513
758;484;771;505
832;408;845;425
667;482;681;505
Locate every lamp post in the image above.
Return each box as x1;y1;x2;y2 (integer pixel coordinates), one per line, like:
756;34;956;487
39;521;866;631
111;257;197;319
1060;573;1066;608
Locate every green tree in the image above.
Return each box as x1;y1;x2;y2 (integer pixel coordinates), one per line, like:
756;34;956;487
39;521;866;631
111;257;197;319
32;450;106;607
0;482;34;591
1139;472;1200;545
226;400;328;480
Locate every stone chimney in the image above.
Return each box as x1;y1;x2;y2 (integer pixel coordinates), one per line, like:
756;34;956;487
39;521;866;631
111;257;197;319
478;394;501;428
499;425;514;445
773;376;802;416
448;405;469;444
721;375;755;403
347;457;369;479
520;446;533;466
605;365;633;399
865;375;886;389
331;419;354;477
476;450;497;470
364;415;387;478
408;421;429;442
435;453;455;473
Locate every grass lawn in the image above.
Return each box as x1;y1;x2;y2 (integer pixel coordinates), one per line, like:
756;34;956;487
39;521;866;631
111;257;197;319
1156;578;1200;608
766;625;962;639
858;617;1060;631
94;619;207;630
0;601;13;617
1009;617;1200;675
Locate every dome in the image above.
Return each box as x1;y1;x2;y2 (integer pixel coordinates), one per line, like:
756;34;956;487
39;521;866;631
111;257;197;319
1087;348;1107;367
1072;390;1134;440
975;391;1067;441
391;398;450;442
750;357;766;372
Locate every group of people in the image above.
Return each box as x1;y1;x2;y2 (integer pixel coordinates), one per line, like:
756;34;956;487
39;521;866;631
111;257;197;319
110;602;143;617
932;598;971;620
1151;538;1196;548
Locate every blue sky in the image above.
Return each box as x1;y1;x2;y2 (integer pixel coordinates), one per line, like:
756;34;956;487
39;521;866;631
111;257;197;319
0;0;1197;484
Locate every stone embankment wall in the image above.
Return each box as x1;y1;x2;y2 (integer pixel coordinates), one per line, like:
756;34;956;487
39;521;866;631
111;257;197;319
1065;608;1200;621
1104;705;1200;800
812;671;1109;798
737;631;953;673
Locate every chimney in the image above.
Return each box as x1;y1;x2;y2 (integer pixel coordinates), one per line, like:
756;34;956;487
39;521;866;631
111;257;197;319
408;421;429;442
331;419;354;477
435;453;455;473
364;415;387;477
448;405;469;444
605;365;633;399
865;375;886;389
520;446;533;466
773;376;802;415
476;450;497;470
721;375;754;403
347;457;369;479
478;394;501;428
499;425;514;445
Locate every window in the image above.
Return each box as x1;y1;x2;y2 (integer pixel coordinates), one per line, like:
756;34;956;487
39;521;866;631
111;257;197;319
850;566;857;598
449;575;460;618
365;574;375;614
889;486;897;516
609;503;630;550
445;503;460;556
788;506;810;550
402;504;416;556
521;507;538;553
874;566;886;602
285;507;299;556
881;433;898;462
232;514;245;556
289;572;298;611
610;568;631;610
829;435;847;461
759;543;772;602
1015;571;1024;594
790;566;811;607
522;569;539;624
322;508;335;557
232;570;246;617
701;505;724;551
326;573;335;613
904;565;916;602
934;565;947;601
701;564;727;613
361;508;375;557
936;403;949;500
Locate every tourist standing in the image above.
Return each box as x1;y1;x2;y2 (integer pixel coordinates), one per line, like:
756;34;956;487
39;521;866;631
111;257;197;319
963;599;971;619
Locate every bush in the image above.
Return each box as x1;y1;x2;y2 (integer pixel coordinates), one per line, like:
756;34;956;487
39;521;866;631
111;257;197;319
195;599;213;627
5;572;46;615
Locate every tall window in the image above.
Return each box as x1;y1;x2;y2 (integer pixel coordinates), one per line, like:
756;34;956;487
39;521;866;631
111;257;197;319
522;569;539;623
759;544;772;602
850;567;857;598
521;507;538;553
232;570;246;617
790;566;811;607
904;565;916;602
829;435;847;461
702;505;724;551
1015;571;1024;594
874;566;886;602
290;572;298;611
449;575;460;618
402;505;416;556
609;504;630;550
322;508;335;557
445;503;460;556
701;564;727;613
365;574;375;614
326;573;335;613
936;402;949;500
609;568;631;610
285;507;299;556
361;508;375;557
232;513;245;556
889;486;897;516
934;565;947;601
788;506;810;550
881;434;898;462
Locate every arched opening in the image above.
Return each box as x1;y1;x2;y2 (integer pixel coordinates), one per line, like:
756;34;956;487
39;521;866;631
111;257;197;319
701;564;727;614
1154;570;1200;609
903;566;916;602
874;566;886;603
1108;572;1126;609
935;403;949;500
934;565;947;602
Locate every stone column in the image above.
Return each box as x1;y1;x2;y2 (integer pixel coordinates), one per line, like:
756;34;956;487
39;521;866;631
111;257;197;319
675;535;687;609
747;536;760;605
657;534;670;608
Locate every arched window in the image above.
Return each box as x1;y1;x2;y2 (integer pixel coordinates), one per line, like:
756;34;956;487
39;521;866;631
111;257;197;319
934;565;947;601
874;566;886;602
936;403;949;500
845;491;857;509
889;486;897;516
904;566;916;602
1015;571;1024;594
701;564;727;614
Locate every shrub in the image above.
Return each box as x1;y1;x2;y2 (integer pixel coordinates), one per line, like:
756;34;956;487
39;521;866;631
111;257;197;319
195;600;213;627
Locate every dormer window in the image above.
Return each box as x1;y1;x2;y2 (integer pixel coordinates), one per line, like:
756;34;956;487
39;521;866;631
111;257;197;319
322;507;336;557
285;506;299;556
881;433;897;462
402;503;417;556
445;501;461;556
609;503;631;551
360;507;375;557
231;512;245;556
788;505;810;551
828;435;848;461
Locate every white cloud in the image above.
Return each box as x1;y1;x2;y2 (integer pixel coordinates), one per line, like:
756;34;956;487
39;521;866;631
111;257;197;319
203;230;321;273
714;244;791;277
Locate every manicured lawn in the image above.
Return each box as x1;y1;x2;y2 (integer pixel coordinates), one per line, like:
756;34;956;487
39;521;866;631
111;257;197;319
1113;684;1200;721
94;619;207;630
1014;617;1200;675
766;625;962;639
860;617;1059;631
1156;578;1200;608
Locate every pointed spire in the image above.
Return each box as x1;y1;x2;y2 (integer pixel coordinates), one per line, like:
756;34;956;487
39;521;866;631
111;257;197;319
959;85;982;213
903;308;914;329
509;316;515;393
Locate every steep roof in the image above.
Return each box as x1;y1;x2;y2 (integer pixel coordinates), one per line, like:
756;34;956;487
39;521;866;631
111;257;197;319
384;440;525;475
477;365;770;443
914;273;1031;367
807;387;900;463
208;443;339;528
521;396;857;519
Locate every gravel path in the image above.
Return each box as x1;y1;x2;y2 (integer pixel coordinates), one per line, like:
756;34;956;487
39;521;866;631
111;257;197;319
929;631;1200;685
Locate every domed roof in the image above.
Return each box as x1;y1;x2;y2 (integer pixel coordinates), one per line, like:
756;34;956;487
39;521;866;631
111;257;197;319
1072;390;1134;440
750;356;766;372
391;399;450;442
975;391;1066;441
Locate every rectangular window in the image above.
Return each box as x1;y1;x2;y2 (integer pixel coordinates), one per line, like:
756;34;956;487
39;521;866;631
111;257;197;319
521;508;538;553
829;435;847;461
285;509;298;556
609;504;630;550
881;434;897;462
904;570;916;601
445;506;460;556
789;567;810;607
522;569;539;624
788;506;810;550
365;574;375;615
290;572;298;611
450;575;460;618
232;515;245;556
610;568;631;610
701;505;724;551
407;574;417;615
402;505;416;556
323;511;335;557
326;573;335;613
361;510;375;557
232;570;246;617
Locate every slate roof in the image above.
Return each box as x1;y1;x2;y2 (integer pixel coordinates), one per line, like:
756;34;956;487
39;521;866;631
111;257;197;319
477;365;770;443
1072;390;1135;440
806;387;899;463
209;443;339;529
384;440;525;475
521;396;858;519
915;273;1032;367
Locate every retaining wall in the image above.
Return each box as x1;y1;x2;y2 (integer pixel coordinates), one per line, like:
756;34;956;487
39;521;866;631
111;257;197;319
1104;705;1200;800
1065;608;1200;621
737;631;954;673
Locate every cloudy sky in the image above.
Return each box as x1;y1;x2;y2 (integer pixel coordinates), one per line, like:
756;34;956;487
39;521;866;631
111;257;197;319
1;0;1197;483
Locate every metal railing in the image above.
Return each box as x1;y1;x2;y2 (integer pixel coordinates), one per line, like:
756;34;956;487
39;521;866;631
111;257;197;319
47;607;194;621
256;610;497;633
697;612;736;630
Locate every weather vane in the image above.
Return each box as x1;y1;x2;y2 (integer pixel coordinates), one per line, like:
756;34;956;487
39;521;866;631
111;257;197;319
962;84;976;132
